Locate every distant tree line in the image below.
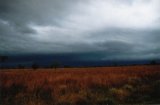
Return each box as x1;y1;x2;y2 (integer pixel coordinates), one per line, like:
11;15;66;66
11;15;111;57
0;55;159;69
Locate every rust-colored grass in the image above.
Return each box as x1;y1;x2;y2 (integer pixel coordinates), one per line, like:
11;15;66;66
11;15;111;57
0;65;160;105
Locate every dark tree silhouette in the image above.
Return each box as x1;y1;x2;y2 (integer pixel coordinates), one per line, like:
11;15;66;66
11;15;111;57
0;55;8;69
150;60;157;65
51;61;60;69
17;64;25;69
32;63;39;70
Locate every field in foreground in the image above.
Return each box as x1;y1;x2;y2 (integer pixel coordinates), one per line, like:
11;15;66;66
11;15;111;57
0;65;160;105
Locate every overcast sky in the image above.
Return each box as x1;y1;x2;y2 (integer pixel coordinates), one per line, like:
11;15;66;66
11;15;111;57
0;0;160;60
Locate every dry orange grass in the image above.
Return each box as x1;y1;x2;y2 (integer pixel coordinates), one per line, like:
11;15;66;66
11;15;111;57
0;65;160;104
1;65;160;91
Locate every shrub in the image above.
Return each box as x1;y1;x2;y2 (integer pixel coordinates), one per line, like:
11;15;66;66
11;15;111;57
57;101;71;105
89;84;109;94
32;63;39;70
74;98;91;105
33;87;53;103
0;83;27;105
123;84;134;92
151;80;160;100
96;98;116;105
109;88;130;102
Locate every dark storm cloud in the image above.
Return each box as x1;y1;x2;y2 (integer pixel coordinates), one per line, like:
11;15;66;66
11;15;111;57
0;0;79;54
0;0;160;60
0;0;76;33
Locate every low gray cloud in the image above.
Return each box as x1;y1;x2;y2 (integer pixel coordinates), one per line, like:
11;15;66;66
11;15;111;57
0;0;160;60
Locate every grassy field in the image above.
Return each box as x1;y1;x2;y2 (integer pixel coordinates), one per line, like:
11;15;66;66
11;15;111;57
0;65;160;105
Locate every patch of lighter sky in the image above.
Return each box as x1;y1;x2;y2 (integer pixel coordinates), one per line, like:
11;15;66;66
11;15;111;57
29;0;159;44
